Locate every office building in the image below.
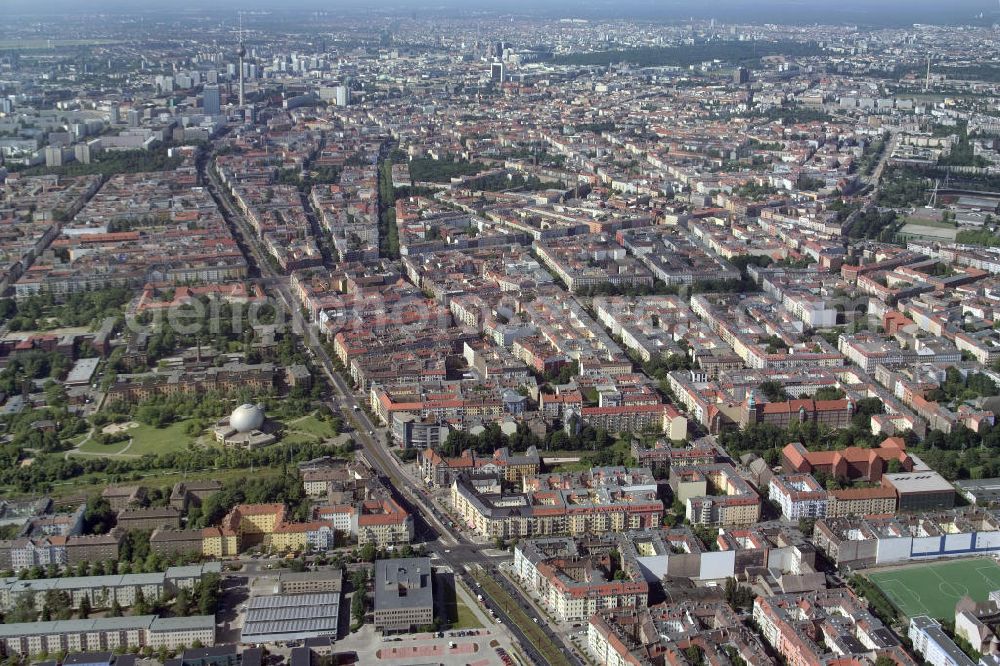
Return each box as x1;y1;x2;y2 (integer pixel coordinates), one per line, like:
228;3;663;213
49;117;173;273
203;85;221;116
335;85;349;107
373;557;434;633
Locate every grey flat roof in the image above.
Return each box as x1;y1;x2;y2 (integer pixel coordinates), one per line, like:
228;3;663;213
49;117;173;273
241;593;340;642
4;572;165;594
374;557;434;612
956;478;1000;502
247;592;340;609
65;357;101;384
63;653;113;665
165;561;222;579
0;615;157;638
884;471;954;494
148;615;216;631
277;569;343;587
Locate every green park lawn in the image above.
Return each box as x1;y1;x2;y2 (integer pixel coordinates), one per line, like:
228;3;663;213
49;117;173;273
77;419;213;457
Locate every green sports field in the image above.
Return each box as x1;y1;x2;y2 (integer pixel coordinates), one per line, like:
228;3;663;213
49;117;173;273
868;558;1000;619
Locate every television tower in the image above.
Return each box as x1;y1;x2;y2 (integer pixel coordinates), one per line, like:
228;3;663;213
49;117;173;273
237;13;246;109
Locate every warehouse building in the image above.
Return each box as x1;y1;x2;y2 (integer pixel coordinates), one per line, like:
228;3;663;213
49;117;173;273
240;592;340;644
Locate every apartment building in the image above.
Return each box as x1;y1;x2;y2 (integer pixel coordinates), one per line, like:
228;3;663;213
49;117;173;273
0;614;215;655
588;601;772;666
451;468;663;540
813;509;1000;569
514;536;648;623
683;464;761;526
909;616;976;666
631;438;723;477
116;507;182;532
169;480;222;512
201;504;307;556
0;563;221;613
106;362;277;403
65;529;126;567
101;486;147;512
356;498;414;548
418;446;541;487
769;474;828;521
149;528;204;557
826;486;898;518
753;589;912;666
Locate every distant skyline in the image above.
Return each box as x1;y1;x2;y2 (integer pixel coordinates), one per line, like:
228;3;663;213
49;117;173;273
4;0;999;26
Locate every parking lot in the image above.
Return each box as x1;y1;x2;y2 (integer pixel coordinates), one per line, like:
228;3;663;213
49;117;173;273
329;626;519;666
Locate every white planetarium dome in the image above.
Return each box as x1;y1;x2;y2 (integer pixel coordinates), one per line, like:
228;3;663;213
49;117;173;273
230;403;265;433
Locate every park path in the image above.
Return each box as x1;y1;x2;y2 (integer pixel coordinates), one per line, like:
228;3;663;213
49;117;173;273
65;427;140;459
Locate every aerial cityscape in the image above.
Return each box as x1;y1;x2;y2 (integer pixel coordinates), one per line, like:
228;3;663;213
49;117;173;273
2;1;1000;665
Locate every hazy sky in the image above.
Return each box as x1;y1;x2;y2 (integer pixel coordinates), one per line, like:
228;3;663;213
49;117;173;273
4;0;997;25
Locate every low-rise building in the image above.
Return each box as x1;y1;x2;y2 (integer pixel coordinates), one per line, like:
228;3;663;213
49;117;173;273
116;507;182;532
241;592;340;645
276;569;343;595
883;471;956;511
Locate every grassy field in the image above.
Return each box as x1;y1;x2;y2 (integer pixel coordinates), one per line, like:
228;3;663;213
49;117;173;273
868;558;1000;619
77;436;132;456
287;414;334;438
452;598;482;629
443;587;483;630
77;420;209;457
278;413;336;446
470;568;571;666
902;216;957;230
